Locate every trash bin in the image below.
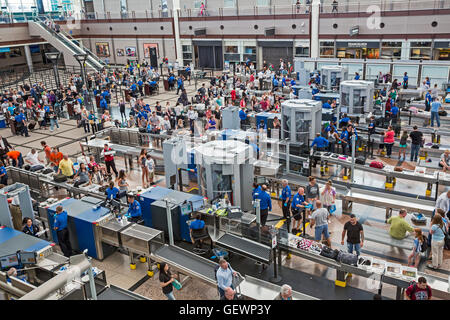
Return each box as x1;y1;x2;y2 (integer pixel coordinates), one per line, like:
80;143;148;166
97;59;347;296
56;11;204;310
95;95;101;109
163;79;169;91
144;83;150;95
124;89;131;102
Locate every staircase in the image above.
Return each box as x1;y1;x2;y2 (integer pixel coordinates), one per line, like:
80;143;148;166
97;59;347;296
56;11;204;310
28;18;105;72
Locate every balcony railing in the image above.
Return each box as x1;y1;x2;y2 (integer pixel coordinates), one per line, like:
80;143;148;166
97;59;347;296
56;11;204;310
0;0;448;24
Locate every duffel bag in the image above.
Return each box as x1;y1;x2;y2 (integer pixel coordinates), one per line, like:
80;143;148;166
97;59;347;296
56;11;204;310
42;168;54;174
30;164;45;172
337;250;358;266
369;161;384;169
355;156;365;165
53;174;67;183
319;246;339;260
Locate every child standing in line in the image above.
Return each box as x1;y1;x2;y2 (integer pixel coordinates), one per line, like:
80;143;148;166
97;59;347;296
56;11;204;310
399;130;408;161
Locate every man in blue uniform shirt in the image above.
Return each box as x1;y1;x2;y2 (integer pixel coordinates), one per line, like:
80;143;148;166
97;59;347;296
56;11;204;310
280;179;292;229
291;187;308;234
15;111;29;137
189;214;207;248
239;108;247;129
340;126;350;155
425;90;432;112
311;133;329;151
403;72;408;89
390;103;399;124
53;205;72;257
256;184;272;226
100;97;108;112
339;114;350;128
127;194;142;223
323;100;332;109
354;72;360;80
252;183;262;200
137;79;144;96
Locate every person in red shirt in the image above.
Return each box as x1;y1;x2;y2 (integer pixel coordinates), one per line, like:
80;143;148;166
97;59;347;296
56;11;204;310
405;277;432;300
41;141;52;164
249;73;255;83
7;150;23;168
26;97;34;109
102;143;118;178
383;125;395;158
230;87;236;101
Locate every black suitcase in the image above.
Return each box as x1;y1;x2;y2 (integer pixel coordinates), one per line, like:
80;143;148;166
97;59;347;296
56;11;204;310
53;174;67;183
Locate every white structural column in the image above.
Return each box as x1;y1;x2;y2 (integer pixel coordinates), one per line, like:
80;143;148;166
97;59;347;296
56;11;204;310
172;0;183;65
310;0;320;58
24;45;34;73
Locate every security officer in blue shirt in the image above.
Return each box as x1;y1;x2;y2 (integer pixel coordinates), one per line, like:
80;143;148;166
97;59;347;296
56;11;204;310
130;83;137;96
137;79;144;95
425;90;432;112
189;214;207;248
339;114;350;128
100;97;108;112
280;179;292;222
127;194;142;223
311;133;329;151
340;126;350;155
272;77;279;90
290;79;296;86
256;184;272;226
239;108;247;129
323;100;332;109
291;187;308;234
390;104;399;124
252;183;262;200
15;111;29;137
311;86;320;95
0;161;7;185
354;72;360;80
403;72;408;89
53;205;72;257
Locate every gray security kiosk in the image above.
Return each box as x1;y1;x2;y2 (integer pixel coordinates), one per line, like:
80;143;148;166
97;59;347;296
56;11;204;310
193;140;254;212
321;65;348;91
339;80;374;118
0;183;34;229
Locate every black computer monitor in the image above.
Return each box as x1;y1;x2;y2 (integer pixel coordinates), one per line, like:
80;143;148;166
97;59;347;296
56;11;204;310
19;251;36;265
0;253;19;270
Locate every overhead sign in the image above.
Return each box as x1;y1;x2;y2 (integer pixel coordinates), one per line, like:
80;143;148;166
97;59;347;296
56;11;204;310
0;47;10;53
336;42;380;49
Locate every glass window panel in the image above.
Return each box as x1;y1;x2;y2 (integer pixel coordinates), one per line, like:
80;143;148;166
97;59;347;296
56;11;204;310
421;65;449;88
341;63;363;80
224;0;235;8
244;46;256;54
317;62;338;70
382;42;402;47
366;64;390;80
295;112;310;145
410;48;431;60
342;92;349;106
256;0;270;6
320;41;334;47
225;46;238;53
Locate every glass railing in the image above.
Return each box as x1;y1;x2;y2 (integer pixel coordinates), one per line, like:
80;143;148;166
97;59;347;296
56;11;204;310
0;0;447;24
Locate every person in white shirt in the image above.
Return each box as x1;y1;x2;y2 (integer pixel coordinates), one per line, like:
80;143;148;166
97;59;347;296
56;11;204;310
25;149;43;167
435;190;450;216
161;116;171;131
146;154;155;185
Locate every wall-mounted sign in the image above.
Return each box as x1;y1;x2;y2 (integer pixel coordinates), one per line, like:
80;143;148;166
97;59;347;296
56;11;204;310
95;42;110;57
125;46;136;57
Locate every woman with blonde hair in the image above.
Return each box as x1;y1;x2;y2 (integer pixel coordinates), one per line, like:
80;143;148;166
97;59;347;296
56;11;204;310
138;148;149;188
408;228;426;268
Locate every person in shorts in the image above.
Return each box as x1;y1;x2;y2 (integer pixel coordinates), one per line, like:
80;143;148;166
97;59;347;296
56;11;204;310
399;130;408;161
309;200;331;246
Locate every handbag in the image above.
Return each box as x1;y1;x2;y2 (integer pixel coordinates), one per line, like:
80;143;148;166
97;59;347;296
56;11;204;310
172;279;182;290
319;246;339;260
440;226;450;250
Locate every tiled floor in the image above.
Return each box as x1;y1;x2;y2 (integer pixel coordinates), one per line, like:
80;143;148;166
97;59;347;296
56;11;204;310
5;79;450;300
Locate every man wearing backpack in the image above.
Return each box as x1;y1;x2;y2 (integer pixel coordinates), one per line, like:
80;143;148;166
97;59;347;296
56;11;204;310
405;277;432;300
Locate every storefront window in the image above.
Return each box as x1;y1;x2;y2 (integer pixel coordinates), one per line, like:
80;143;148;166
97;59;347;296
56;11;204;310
320;41;334;58
433;42;450;60
295;47;310;57
410;42;431;60
182;45;193;66
225;46;238;54
381;42;402;60
336;47;379;59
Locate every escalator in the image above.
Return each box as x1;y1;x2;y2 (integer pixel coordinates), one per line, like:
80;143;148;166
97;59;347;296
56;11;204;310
28;18;105;72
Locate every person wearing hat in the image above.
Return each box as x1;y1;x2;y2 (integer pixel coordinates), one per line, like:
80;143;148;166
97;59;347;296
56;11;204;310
439;150;450;172
341;214;364;256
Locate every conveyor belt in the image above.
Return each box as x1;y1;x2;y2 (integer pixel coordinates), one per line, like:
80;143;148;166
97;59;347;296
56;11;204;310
97;285;149;300
216;233;271;264
363;225;414;250
153;245;217;285
341;190;435;215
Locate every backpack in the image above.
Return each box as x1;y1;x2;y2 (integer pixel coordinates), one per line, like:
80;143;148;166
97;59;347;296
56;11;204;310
419;238;428;253
407;281;431;299
369;161;384;169
337;251;358;266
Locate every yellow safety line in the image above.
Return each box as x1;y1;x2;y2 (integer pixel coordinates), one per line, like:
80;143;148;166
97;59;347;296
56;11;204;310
296;222;310;237
275;219;285;229
187;187;199;193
